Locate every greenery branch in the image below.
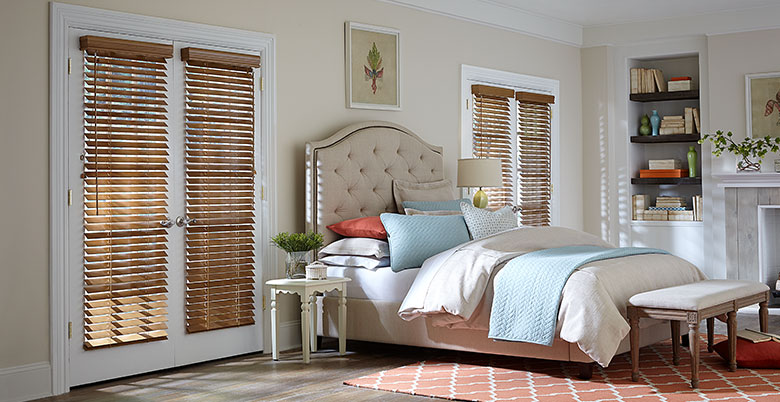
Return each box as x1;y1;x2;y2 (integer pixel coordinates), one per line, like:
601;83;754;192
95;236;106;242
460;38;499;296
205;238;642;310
270;231;324;253
698;130;780;160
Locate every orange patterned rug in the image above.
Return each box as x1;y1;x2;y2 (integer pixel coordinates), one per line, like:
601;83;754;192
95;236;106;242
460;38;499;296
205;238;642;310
344;337;780;401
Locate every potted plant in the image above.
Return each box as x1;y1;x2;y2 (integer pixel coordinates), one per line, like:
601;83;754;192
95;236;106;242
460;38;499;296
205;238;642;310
270;231;324;278
699;130;780;172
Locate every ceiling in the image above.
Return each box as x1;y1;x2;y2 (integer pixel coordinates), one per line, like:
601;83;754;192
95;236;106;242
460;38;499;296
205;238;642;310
486;0;780;27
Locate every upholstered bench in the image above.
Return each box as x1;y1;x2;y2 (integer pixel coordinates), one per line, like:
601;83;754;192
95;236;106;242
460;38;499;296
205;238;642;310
627;280;770;388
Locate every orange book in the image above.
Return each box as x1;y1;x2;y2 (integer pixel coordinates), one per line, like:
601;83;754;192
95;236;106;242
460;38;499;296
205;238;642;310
670;76;692;81
639;169;688;178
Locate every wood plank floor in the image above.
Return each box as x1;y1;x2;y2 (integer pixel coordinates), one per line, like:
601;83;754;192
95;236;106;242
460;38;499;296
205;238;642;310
38;313;780;402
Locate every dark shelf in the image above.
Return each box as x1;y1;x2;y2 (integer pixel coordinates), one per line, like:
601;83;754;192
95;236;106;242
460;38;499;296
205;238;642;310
629;90;699;102
631;177;702;185
630;134;700;143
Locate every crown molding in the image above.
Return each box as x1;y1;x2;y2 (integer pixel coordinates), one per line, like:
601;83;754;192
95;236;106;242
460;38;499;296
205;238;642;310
378;0;583;47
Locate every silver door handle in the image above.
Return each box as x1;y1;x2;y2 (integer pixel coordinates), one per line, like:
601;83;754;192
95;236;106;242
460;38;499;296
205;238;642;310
159;218;175;228
176;216;197;227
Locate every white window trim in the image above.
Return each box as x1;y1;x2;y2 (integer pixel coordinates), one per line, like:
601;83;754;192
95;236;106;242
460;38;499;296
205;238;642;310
460;64;560;225
49;3;277;395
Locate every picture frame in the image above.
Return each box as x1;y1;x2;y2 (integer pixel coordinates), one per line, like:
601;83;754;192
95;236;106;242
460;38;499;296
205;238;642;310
345;22;401;111
745;72;780;138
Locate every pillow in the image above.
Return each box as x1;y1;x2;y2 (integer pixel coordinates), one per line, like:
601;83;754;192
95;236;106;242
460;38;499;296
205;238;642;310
404;208;462;216
460;201;518;240
402;198;470;212
713;338;780;369
380;213;471;272
318;238;389;259
319;255;390;270
326;216;386;240
392;179;455;214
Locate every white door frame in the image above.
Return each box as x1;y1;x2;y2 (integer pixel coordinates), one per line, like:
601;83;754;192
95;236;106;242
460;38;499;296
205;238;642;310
49;3;277;394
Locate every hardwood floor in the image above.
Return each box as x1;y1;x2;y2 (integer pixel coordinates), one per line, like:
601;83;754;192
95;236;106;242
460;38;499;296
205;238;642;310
38;313;780;402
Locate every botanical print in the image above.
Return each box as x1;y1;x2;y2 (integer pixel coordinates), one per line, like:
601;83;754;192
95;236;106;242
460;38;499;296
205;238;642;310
749;75;780;137
347;23;399;109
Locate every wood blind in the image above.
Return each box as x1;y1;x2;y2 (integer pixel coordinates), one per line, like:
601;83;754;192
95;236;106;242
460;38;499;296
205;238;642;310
182;47;260;333
516;91;555;226
471;85;515;209
81;36;173;349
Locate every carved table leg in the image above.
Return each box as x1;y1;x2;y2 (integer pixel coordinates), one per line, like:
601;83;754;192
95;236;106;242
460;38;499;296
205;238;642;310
301;294;311;364
671;320;681;366
727;310;737;372
310;294;318;353
271;289;278;361
760;299;769;333
688;313;700;389
338;286;347;356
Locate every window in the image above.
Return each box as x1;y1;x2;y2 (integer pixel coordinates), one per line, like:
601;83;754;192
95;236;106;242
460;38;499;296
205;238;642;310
464;67;558;226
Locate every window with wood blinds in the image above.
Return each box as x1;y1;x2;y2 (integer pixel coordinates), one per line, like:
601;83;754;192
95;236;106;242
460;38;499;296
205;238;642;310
181;47;260;333
516;91;555;226
471;84;516;209
80;35;174;349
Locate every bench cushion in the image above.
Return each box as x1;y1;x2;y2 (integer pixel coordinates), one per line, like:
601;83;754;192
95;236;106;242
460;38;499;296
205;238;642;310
628;280;769;311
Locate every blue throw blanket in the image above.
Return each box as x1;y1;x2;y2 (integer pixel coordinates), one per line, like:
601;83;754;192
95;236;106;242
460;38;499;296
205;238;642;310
488;245;668;346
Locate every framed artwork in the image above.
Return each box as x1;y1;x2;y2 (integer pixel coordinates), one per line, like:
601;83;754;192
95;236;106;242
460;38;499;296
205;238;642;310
345;22;400;110
746;72;780;138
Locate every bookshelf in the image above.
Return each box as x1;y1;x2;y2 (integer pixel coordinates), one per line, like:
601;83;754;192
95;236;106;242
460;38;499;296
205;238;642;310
631;177;701;185
630;134;699;144
629;90;698;102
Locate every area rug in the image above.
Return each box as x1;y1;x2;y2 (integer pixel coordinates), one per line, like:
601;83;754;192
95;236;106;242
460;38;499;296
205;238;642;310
344;336;780;401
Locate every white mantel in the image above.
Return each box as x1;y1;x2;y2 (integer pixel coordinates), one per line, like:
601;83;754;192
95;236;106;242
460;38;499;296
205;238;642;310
713;173;780;188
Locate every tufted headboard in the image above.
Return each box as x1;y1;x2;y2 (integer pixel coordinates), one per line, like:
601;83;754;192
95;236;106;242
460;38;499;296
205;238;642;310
305;121;444;245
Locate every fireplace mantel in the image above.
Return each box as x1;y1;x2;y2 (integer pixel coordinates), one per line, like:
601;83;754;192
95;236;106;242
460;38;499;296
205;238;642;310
713;173;780;188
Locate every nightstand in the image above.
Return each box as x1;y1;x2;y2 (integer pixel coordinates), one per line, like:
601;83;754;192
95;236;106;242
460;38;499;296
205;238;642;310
265;277;350;363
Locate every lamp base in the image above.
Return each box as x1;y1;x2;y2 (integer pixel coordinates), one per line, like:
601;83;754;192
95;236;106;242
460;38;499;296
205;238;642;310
473;189;488;209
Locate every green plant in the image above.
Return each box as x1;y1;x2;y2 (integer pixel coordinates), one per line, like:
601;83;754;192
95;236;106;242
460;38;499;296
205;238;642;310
699;130;780;171
270;231;324;253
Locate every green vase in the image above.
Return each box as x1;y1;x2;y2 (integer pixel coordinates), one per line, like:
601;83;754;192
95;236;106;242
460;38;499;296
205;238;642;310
687;146;698;177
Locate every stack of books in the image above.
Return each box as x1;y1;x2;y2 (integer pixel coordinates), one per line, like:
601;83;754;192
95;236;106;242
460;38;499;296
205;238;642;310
630;68;666;94
656;196;686;208
632;194;648;220
692;195;703;221
668;76;692;92
648;159;681;170
737;329;780;343
660;115;685;135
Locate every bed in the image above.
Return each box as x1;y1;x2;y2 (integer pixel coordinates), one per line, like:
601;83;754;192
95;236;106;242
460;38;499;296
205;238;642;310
305;121;702;376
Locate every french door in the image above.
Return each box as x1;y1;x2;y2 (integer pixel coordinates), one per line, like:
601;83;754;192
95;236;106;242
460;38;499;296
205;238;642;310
66;29;263;386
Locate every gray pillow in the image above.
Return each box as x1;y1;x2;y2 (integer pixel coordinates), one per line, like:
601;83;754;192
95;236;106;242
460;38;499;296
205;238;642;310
460;201;518;240
392;179;455;214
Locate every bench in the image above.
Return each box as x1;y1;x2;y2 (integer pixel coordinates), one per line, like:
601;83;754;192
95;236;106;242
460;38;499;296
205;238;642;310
627;280;770;388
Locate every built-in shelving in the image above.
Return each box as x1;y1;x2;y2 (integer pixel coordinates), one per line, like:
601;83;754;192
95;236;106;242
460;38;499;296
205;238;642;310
629;90;699;102
631;177;701;185
630;134;700;144
630;220;703;227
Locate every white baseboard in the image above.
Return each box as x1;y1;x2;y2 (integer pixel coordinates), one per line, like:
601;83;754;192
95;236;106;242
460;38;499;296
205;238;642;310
0;362;52;402
276;320;302;352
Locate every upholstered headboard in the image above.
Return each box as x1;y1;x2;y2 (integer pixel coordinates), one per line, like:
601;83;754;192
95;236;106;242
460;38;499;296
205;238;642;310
305;121;444;244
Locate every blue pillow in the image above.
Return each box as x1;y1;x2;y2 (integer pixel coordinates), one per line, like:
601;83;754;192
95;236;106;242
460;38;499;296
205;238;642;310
402;198;470;212
379;213;471;272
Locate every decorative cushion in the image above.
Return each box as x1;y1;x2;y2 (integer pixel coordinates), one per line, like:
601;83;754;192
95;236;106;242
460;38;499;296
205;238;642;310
404;208;462;216
402;198;470;212
379;213;471;272
713;338;780;369
628;280;770;311
459;202;518;240
327;216;387;240
392;179;455;214
319;255;390;270
318;238;389;259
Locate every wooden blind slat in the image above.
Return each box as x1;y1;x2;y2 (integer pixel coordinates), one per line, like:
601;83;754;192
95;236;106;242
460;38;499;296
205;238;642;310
517;96;553;227
472;85;514;210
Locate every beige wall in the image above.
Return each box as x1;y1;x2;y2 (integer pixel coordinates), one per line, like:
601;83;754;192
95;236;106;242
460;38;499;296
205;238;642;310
0;0;583;369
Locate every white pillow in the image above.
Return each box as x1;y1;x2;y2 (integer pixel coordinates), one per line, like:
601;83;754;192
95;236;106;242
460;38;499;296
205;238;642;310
404;208;462;216
459;201;518;240
319;255;390;270
318;237;389;259
392;179;455;214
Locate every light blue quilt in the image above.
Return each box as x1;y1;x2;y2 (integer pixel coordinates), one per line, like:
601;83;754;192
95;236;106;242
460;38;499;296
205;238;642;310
488;245;668;346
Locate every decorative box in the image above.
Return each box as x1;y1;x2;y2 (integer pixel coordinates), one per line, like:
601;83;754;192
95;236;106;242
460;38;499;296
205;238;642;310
305;261;328;280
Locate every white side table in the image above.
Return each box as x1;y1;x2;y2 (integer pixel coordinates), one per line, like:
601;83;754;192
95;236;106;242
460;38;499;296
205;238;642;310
265;277;350;363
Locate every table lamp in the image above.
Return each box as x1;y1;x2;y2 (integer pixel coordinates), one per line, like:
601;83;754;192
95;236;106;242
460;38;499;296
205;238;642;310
457;158;502;208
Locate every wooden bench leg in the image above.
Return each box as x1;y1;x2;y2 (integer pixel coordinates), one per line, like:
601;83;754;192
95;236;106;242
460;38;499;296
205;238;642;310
670;321;680;365
727;311;737;372
707;317;715;353
687;314;700;389
759;299;769;333
629;307;640;382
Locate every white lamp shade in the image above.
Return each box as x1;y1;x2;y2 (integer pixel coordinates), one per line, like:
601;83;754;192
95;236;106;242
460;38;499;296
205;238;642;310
457;158;502;188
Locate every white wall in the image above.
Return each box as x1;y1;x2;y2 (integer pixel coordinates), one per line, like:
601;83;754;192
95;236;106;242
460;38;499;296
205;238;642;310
0;0;584;379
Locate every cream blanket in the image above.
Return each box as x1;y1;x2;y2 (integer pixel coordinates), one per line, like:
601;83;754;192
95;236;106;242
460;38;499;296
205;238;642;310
398;227;706;366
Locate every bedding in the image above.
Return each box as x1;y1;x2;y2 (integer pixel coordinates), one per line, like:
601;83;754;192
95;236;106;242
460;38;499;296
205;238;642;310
319;254;390;270
318;237;389;259
380;213;471;272
326;216;386;239
404;208;462;216
460;202;517;239
392;179;455;213
402;198;469;212
399;226;706;366
325;266;419;303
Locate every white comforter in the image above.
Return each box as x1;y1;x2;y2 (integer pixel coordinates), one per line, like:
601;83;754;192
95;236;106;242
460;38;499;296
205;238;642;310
398;227;706;366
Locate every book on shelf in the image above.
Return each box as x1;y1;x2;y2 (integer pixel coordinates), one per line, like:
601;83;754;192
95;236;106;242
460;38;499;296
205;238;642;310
668;80;692;92
631;69;639;94
649;159;682;170
670;76;692;82
659;127;686;135
693;108;701;133
738;329;780;344
630;68;665;94
649;206;686;211
632;194;648;220
668;210;694;221
639;169;688;178
685;107;694;134
653;69;667;92
692;195;703;221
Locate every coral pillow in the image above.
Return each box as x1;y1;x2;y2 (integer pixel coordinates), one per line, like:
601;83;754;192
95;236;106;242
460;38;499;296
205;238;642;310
327;216;387;240
713;338;780;369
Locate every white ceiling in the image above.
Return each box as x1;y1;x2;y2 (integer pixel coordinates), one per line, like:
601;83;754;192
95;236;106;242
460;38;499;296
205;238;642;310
486;0;780;27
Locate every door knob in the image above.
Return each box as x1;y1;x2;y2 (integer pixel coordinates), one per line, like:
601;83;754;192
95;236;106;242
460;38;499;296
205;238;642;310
176;216;197;227
159;218;174;228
